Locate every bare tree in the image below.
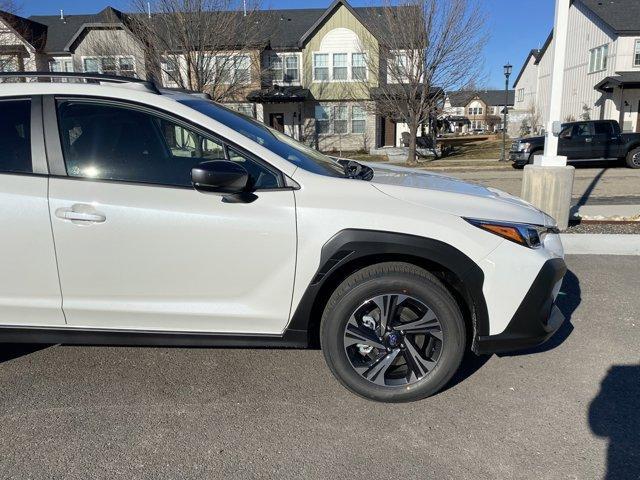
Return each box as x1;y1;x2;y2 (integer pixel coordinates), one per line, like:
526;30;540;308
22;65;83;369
0;1;26;73
129;0;271;101
356;0;487;165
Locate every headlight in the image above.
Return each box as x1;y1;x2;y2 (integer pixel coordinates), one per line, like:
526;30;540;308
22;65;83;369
465;218;559;249
519;142;532;152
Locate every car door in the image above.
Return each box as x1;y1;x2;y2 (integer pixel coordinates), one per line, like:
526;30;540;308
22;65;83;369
0;97;65;326
592;121;621;159
559;122;595;160
45;97;297;334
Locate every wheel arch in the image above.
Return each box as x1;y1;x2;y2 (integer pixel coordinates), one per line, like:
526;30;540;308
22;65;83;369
286;229;489;353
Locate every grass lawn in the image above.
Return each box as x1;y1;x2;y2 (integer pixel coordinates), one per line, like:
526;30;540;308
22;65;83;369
442;137;505;160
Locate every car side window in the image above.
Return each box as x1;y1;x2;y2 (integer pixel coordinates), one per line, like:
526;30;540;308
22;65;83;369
594;122;613;135
56;100;280;189
0;100;32;174
573;123;592;137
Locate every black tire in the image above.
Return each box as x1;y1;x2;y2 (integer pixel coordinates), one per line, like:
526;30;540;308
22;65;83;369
626;147;640;168
320;262;466;403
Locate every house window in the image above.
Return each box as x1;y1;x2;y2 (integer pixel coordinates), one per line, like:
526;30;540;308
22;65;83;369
268;54;299;83
0;56;18;72
391;53;409;81
517;88;524;102
285;55;299;82
333;53;348;80
314;54;329;81
588;44;608;73
230;103;254;118
334;106;348;133
315;105;331;134
468;107;473;115
269;55;283;81
352;53;367;80
234;56;250;83
634;40;640;67
83;56;136;77
478;107;483;115
215;55;251;84
352;106;366;133
161;56;180;86
49;57;74;82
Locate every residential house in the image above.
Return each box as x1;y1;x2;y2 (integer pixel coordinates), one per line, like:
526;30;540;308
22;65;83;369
443;89;514;133
513;0;640;134
0;0;429;152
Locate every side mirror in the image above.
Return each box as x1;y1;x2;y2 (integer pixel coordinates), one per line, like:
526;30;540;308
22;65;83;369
191;160;249;194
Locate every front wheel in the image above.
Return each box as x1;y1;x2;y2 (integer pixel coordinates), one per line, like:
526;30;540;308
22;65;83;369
320;262;466;403
626;147;640;168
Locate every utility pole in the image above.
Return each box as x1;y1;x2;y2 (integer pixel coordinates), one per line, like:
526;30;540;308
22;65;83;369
500;63;512;161
521;0;575;230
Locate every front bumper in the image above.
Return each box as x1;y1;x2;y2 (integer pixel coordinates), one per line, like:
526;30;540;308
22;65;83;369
475;258;567;354
509;151;529;164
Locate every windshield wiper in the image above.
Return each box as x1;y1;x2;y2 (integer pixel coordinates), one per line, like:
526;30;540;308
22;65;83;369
337;159;374;181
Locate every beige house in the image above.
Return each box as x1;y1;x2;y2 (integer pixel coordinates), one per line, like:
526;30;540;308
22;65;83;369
0;0;421;153
443;90;514;134
513;0;640;134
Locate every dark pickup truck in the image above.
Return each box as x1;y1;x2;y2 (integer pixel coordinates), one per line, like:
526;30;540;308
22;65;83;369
510;120;640;169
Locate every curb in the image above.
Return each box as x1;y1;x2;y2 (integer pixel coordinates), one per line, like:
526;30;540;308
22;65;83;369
560;234;640;255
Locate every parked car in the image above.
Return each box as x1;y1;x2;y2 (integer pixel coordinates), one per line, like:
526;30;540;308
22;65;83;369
510;119;640;168
0;72;566;402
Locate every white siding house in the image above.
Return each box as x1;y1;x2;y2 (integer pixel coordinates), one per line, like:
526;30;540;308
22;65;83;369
514;0;640;135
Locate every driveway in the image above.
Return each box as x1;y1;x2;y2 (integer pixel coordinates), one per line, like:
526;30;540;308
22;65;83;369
0;255;638;479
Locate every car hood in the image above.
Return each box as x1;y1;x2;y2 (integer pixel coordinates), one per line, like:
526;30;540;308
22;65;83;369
367;163;555;226
518;135;544;143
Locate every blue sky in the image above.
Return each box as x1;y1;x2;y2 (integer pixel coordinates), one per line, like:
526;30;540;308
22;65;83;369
20;0;555;89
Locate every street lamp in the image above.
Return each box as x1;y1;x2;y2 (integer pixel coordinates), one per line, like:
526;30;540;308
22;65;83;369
499;63;512;161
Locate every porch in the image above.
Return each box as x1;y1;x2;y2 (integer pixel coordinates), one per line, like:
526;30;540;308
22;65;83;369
596;72;640;132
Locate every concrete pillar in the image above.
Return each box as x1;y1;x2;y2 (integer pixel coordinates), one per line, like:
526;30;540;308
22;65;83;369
522;164;575;230
523;0;575;231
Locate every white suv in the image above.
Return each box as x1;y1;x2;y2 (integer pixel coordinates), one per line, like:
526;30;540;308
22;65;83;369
0;74;566;402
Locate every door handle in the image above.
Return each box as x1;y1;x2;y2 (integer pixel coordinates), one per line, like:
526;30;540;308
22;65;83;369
585;138;592;142
55;205;106;224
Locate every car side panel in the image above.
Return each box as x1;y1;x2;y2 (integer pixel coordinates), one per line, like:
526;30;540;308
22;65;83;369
0;175;65;325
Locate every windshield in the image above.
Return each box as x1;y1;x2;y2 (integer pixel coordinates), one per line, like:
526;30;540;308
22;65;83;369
179;99;345;177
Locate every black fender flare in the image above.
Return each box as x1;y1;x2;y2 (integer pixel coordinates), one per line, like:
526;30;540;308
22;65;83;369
285;229;489;349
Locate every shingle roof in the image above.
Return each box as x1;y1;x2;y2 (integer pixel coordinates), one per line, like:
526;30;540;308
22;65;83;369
447;90;515;107
28;3;397;53
595;71;640;92
581;0;640;34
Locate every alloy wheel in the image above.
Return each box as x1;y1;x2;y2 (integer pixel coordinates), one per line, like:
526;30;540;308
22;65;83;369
343;293;443;387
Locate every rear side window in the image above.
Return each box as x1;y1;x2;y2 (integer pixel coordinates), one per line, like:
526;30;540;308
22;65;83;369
594;122;613;135
56;100;280;189
0;100;31;174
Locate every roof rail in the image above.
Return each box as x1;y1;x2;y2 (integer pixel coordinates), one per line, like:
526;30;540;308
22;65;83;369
0;72;160;94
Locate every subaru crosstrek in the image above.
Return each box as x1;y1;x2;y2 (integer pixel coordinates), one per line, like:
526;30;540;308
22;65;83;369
0;73;566;402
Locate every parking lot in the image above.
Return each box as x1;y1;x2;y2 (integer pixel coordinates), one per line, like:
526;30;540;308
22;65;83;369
1;255;638;479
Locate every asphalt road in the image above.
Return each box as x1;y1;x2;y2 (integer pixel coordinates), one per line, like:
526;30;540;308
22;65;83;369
1;255;639;479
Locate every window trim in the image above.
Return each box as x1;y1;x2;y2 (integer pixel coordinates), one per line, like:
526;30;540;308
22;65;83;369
588;43;609;74
81;55;137;77
45;95;287;190
634;39;640;67
0;96;47;176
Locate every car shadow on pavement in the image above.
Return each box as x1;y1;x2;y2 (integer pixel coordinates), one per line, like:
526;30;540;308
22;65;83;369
498;268;580;357
589;364;640;480
0;343;50;364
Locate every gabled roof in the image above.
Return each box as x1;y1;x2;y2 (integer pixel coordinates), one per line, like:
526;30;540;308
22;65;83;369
535;30;553;65
0;10;48;51
447;90;515;108
581;0;640;35
513;49;540;89
28;3;396;53
595;71;640;92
